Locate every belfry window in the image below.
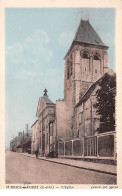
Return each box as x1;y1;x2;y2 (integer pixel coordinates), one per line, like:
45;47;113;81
81;51;90;71
82;51;90;59
94;52;100;60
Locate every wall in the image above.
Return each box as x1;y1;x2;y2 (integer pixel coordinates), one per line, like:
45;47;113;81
76;85;101;137
56;100;72;141
31;120;39;153
37;105;56;156
64;44;109;108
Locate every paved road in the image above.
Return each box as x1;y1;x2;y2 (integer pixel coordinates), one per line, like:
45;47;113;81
6;151;116;184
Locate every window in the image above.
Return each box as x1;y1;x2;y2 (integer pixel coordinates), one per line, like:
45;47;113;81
70;62;72;75
94;52;100;60
70;55;73;75
82;51;90;59
79;112;83;124
67;59;69;79
95;69;97;73
67;55;73;78
81;51;90;71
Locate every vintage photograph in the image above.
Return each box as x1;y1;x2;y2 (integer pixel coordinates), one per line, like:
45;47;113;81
5;7;117;186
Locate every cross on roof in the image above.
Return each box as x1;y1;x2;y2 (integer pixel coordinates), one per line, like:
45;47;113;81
44;88;48;96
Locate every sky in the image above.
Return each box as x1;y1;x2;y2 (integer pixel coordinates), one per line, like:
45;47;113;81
5;8;115;148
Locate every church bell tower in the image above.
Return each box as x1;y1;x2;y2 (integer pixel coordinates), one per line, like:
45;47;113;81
64;19;109;137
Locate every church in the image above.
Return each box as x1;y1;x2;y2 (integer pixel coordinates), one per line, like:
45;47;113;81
31;19;116;161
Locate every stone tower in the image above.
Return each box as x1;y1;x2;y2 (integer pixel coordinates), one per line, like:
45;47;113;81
64;19;109;137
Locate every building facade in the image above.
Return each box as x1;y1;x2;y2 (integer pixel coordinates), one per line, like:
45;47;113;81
31;19;116;161
31;120;39;153
10;125;32;153
32;89;56;156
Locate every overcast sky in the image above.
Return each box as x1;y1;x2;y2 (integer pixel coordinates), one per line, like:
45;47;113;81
5;8;115;148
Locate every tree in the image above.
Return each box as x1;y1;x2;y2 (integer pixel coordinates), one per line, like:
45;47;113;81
94;72;116;133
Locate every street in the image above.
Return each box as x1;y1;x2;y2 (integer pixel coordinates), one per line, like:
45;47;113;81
6;151;116;184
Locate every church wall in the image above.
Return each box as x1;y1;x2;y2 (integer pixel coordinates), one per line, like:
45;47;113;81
64;52;74;108
103;51;109;74
93;59;101;80
90;86;101;134
84;99;92;136
76;85;101;138
56;100;72;141
64;43;109;110
74;44;108;83
82;58;90;80
37;105;56;156
73;49;81;105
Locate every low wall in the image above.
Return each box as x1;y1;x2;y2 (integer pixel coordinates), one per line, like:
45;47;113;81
58;131;116;160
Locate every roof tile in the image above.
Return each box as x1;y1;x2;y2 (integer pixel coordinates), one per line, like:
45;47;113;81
73;20;107;47
41;95;55;105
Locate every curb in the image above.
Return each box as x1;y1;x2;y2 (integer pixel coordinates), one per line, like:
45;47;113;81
20;153;117;176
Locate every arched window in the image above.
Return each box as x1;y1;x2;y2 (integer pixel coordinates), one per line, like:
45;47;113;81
67;59;69;79
93;52;100;60
82;51;90;59
70;54;72;61
81;51;90;72
70;55;73;75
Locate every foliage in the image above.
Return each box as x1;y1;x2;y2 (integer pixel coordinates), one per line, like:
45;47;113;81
94;73;116;133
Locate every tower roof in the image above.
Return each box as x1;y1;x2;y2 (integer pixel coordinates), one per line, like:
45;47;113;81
73;19;107;47
65;19;108;58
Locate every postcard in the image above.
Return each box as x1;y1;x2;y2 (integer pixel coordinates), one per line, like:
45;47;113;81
0;0;122;189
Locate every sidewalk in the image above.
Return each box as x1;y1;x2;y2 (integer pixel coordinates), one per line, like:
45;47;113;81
20;153;117;176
